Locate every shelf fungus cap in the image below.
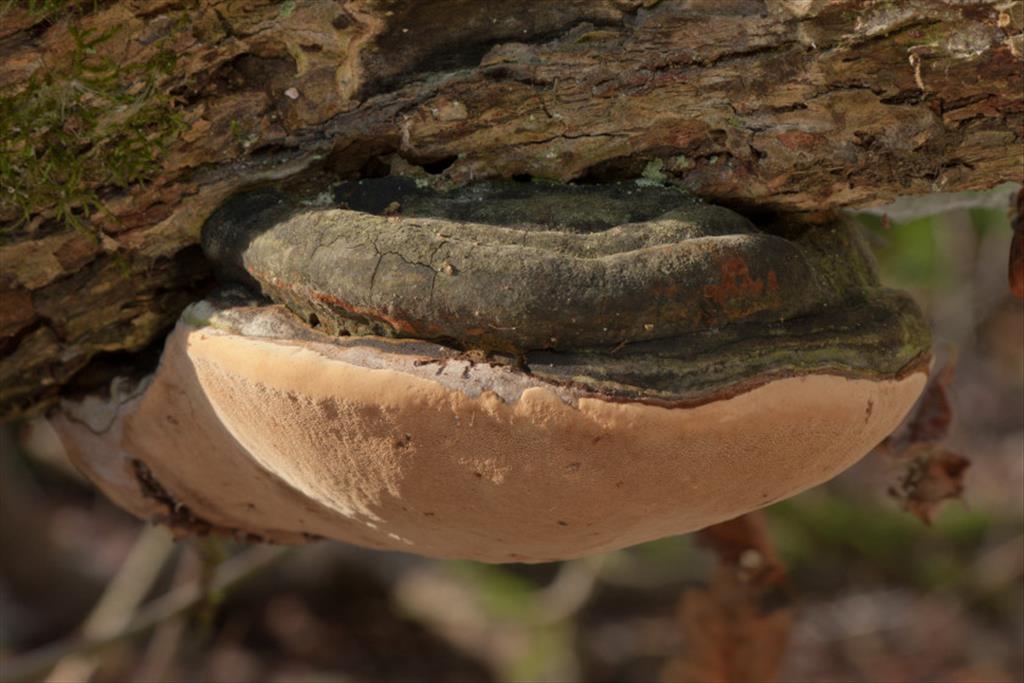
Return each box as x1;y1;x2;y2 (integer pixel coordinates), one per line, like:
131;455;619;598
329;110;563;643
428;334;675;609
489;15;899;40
54;181;932;563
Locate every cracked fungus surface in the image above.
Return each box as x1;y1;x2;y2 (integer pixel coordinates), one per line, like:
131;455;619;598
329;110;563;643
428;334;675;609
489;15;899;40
201;179;931;400
202;179;922;357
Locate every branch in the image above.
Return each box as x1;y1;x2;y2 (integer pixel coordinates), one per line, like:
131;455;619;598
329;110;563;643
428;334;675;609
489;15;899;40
1;543;287;683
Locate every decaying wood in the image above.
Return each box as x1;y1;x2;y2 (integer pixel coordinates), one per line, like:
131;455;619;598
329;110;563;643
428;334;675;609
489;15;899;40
1;0;1022;418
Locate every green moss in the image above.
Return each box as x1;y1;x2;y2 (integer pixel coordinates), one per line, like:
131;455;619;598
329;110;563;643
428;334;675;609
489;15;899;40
912;23;952;45
640;158;667;183
526;175;566;185
0;20;187;238
1;0;77;21
228;118;259;151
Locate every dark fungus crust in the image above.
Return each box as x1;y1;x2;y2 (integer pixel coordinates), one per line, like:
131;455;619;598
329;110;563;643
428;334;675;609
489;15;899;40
201;178;931;399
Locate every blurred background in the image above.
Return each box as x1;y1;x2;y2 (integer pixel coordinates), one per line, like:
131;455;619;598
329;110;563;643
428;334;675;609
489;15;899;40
2;187;1022;683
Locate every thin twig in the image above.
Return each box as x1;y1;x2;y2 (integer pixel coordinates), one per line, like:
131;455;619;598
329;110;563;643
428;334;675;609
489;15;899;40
2;543;287;682
536;554;606;623
130;547;202;682
45;525;175;683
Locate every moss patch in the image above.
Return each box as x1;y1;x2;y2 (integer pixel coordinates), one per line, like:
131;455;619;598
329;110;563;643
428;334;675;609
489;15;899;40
0;18;186;239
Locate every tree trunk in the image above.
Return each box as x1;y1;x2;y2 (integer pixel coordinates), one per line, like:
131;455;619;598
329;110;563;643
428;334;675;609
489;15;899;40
1;0;1021;419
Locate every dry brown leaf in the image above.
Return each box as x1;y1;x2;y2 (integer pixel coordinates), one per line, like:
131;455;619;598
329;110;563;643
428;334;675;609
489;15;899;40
878;358;971;523
891;449;971;525
905;359;955;446
662;513;792;683
1010;187;1023;300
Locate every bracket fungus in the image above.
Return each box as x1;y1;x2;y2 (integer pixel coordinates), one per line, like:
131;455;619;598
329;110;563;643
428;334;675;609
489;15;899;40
54;179;931;563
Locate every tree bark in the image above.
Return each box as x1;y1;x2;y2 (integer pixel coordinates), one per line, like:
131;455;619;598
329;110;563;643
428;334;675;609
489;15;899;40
1;0;1022;419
